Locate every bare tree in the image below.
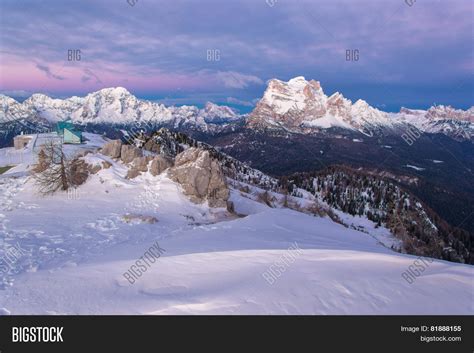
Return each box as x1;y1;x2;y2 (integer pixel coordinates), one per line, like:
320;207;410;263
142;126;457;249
33;140;69;195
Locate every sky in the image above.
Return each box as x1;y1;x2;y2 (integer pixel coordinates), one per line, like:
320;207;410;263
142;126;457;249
0;0;472;112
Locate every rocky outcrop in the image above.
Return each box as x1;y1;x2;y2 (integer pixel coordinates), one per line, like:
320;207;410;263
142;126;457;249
149;155;173;176
142;128;189;158
168;148;229;208
98;135;230;208
101;140;122;158
125;154;173;179
88;164;102;174
69;157;113;185
121;145;143;163
126;156;153;179
121;213;158;224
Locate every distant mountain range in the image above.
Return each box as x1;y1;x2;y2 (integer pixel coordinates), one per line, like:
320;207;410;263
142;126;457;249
248;76;473;140
0;77;473;140
0;87;240;132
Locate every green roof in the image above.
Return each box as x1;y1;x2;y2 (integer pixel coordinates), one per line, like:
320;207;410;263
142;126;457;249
57;121;82;143
57;121;74;132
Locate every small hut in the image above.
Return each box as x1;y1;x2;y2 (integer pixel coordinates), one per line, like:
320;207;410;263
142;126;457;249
13;134;32;149
56;120;82;144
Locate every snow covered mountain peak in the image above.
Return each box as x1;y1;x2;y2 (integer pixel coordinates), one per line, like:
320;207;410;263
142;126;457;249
399;105;474;122
0;94;19;105
199;102;239;124
24;93;64;107
0;88;243;129
353;99;370;109
249;76;392;133
394;105;474;140
248;76;473;140
287;76;310;89
95;86;132;97
266;76;324;98
426;104;474;123
85;87;137;106
258;77;326;118
26;93;49;101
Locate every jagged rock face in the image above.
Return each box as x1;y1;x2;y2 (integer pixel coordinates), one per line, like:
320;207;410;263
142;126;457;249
168;148;229;208
247;76;471;140
426;105;474;123
395;105;474;140
199;102;239;124
101;140;122;158
149;155;173;176
121;145;143;164
247;76;394;134
143;138;161;154
126;156;153;179
248;77;324;128
143;129;187;158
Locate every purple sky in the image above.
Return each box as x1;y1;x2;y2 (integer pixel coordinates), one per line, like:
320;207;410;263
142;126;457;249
0;0;472;112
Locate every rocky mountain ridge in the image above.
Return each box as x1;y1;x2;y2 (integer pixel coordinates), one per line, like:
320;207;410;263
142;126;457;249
0;87;242;133
248;76;473;140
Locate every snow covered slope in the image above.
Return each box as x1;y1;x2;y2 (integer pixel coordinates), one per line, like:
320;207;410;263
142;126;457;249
0;135;471;314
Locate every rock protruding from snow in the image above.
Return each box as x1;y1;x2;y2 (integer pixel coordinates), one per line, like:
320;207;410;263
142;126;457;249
149;155;173;176
121;214;158;224
126;156;153;179
120;145;143;164
101;140;122;158
168;148;229;208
